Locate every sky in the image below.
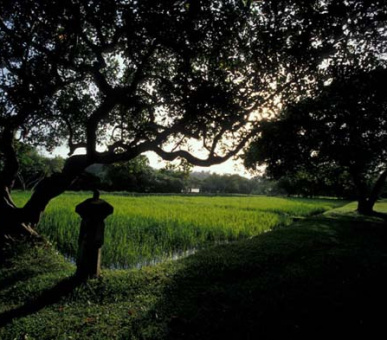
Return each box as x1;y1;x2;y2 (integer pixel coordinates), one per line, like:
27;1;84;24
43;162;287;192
145;151;253;177
45;145;254;178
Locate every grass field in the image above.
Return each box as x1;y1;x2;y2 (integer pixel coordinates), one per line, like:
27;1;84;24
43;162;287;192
1;201;386;339
12;192;346;268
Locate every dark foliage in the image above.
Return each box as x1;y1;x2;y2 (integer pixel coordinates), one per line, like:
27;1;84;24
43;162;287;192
1;0;386;233
245;68;387;211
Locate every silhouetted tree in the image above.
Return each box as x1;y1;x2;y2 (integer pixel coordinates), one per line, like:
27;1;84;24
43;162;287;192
245;69;387;213
1;0;386;237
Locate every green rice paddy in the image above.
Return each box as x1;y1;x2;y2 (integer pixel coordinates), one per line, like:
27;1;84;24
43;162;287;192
12;192;345;268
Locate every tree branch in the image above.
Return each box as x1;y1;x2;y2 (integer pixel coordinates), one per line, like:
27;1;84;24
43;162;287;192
86;97;117;162
21;154;89;226
149;128;256;167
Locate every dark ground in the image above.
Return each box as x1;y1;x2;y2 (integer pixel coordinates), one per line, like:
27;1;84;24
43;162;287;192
1;205;387;339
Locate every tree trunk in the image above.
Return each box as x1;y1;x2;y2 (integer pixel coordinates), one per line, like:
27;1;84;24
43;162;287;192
357;198;374;215
368;169;387;210
0;127;32;242
0;186;39;242
356;168;387;215
17;173;26;191
0;155;88;242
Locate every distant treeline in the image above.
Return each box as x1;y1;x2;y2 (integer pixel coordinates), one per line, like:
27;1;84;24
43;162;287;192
84;157;387;198
8;145;387;198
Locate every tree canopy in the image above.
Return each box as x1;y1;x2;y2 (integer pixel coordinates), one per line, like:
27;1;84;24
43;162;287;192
1;0;387;236
244;68;387;213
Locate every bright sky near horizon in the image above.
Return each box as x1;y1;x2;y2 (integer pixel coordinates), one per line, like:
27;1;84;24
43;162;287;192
45;145;254;178
145;151;253;177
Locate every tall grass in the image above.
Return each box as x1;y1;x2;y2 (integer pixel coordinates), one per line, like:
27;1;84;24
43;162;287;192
12;192;345;268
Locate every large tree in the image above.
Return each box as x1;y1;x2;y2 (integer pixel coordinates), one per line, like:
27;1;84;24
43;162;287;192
244;68;387;214
1;0;386;238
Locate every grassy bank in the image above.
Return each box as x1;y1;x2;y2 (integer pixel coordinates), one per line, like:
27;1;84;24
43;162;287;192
12;193;344;268
1;201;386;339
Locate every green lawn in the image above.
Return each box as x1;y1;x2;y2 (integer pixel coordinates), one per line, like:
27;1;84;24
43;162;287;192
1;200;386;339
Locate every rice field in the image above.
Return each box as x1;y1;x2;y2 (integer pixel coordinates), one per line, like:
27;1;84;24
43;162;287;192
12;192;345;268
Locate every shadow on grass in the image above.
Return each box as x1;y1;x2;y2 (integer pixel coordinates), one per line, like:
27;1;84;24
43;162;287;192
0;268;39;291
0;275;84;328
369;211;387;221
141;215;387;339
1;205;387;339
